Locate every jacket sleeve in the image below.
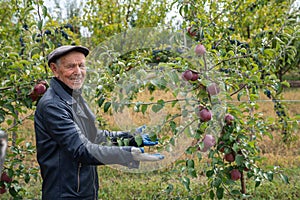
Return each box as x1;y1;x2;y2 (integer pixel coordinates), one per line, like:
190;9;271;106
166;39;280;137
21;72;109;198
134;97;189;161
42;101;139;168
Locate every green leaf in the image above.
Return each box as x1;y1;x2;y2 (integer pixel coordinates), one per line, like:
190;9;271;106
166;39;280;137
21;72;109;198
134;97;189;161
169;121;177;134
195;195;202;200
266;171;273;181
165;184;173;194
212;177;222;188
209;190;215;199
181;176;190;191
42;5;48;17
237;92;243;101
24;173;30;183
188;168;197;178
134;135;143;147
186;159;194;168
197;152;202;161
216;187;224;199
15;138;25;145
98;96;105;107
280;173;289;184
134;104;140;112
170;137;175;146
227;50;235;57
206;170;214;178
231;189;241;195
264;49;275;57
103;102;111;112
38;20;43;31
168;70;179;84
141;104;147;114
255;180;261;187
281;80;290;87
152;104;163;113
235;154;244;166
151;99;165;113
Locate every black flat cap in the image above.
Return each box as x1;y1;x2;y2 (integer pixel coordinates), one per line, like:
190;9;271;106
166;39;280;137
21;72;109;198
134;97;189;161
47;45;89;66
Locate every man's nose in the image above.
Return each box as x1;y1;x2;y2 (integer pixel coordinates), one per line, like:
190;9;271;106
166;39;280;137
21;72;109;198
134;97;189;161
73;65;81;74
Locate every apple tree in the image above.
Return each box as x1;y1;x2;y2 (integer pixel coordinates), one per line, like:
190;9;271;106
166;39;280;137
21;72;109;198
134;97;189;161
88;0;299;199
0;0;172;197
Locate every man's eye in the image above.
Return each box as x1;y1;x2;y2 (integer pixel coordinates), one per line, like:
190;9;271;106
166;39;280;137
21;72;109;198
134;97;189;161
66;65;75;69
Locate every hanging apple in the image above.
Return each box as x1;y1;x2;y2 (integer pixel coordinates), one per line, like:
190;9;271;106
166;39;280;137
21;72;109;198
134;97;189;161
194;44;206;56
197;107;212;122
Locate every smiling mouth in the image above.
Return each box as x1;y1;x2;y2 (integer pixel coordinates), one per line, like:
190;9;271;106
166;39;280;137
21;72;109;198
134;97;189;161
70;77;83;83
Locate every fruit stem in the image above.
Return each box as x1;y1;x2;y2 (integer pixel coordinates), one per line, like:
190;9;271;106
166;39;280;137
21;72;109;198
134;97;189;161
240;170;246;194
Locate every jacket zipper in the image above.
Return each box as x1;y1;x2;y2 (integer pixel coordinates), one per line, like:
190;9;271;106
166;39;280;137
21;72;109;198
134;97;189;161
77;162;82;192
93;167;97;200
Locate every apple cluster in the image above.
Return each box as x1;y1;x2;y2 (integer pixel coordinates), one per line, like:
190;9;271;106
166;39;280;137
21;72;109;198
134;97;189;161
219;113;251;181
181;70;199;81
29;80;48;102
197;111;243;181
180;42;244;182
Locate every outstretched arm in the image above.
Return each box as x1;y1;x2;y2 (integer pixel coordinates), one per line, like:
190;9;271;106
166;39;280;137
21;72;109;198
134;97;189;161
95;125;158;147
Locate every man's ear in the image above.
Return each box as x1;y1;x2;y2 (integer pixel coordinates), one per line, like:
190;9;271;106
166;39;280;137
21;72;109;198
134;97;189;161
50;63;59;77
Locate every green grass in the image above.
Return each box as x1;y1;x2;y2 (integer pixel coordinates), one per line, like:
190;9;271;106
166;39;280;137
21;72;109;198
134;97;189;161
95;165;300;200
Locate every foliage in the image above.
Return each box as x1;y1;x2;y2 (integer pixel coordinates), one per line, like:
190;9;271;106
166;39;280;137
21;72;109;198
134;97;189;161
91;0;299;199
0;0;299;198
81;0;169;46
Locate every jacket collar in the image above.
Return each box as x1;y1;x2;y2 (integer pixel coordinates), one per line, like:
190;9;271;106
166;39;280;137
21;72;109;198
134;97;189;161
50;77;76;105
50;77;96;120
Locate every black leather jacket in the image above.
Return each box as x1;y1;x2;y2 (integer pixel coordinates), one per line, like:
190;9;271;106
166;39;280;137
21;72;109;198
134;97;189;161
34;78;138;200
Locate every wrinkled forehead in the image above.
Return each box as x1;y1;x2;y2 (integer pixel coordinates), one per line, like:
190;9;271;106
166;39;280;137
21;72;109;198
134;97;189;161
59;51;86;65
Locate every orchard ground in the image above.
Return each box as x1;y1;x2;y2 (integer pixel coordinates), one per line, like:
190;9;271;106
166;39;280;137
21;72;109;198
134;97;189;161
1;88;299;199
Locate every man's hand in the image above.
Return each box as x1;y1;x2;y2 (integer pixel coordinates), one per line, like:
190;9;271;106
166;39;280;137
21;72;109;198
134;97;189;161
136;125;158;146
141;134;158;146
131;147;164;162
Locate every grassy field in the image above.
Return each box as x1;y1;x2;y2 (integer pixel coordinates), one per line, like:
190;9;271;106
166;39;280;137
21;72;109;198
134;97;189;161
1;88;299;199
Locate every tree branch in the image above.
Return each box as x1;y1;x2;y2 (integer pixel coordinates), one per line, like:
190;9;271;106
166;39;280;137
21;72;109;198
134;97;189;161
209;55;252;71
230;84;247;97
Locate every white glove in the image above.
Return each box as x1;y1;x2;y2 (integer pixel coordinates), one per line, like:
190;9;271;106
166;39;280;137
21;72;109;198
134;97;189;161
131;147;164;162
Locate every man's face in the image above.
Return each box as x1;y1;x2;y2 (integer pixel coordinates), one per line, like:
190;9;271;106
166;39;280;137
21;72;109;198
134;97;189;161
50;51;86;89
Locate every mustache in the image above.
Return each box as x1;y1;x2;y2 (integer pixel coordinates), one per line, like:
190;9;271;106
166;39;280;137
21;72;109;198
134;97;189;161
70;75;84;80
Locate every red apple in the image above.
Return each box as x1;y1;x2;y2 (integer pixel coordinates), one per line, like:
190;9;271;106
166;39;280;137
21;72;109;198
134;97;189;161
29;82;47;101
182;70;193;81
199;134;216;152
29;92;39;101
206;83;220;96
225;114;234;125
194;44;206;56
218;141;225;152
230;169;241;181
197;108;212;122
190;72;199;81
1;172;12;183
34;83;47;95
224;152;235;162
0;185;6;194
244;167;250;172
